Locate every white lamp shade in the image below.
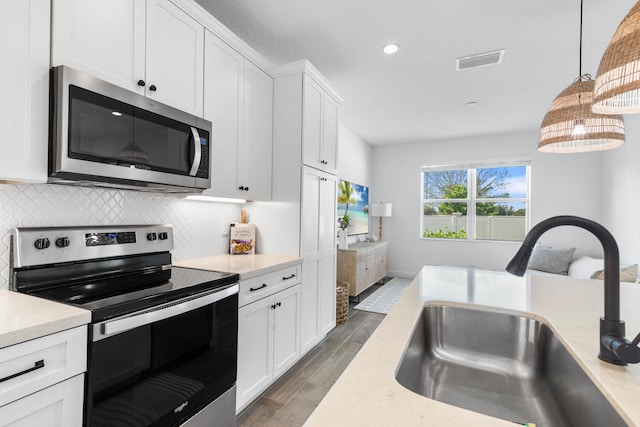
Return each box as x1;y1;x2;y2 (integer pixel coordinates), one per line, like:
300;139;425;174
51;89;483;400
370;202;392;217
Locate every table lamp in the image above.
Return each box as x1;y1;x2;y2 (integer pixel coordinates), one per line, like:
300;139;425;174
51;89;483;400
370;202;392;241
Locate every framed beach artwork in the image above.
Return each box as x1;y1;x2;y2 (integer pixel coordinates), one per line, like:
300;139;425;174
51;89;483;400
337;180;369;236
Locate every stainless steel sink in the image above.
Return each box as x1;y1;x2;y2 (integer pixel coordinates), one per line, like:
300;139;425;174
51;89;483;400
395;304;626;427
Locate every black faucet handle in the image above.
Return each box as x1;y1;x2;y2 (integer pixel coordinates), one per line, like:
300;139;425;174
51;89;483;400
609;335;640;364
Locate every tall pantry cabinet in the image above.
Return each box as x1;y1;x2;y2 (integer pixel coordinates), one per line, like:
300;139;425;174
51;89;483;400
256;61;342;354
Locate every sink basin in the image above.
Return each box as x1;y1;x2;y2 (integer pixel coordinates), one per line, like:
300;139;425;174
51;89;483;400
395;304;626;427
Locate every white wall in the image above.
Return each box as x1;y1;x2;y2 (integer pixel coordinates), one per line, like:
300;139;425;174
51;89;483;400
338;123;373;244
338;123;372;186
603;115;640;266
372;130;605;277
0;183;242;289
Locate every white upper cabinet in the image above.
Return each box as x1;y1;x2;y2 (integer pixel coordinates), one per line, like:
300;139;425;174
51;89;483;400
51;0;145;94
0;0;50;182
203;31;273;201
302;74;340;174
302;77;324;171
145;0;203;115
52;0;204;116
242;61;274;201
322;95;339;172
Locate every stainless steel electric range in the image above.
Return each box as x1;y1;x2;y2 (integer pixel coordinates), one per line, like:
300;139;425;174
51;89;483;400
10;225;239;427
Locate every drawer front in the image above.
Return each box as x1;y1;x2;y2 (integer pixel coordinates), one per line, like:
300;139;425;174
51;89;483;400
0;326;87;407
239;265;301;307
0;373;84;427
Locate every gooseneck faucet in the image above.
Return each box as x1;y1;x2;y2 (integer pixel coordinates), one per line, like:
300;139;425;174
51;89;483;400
506;215;640;366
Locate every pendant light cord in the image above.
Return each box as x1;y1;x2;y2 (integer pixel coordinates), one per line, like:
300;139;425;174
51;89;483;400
579;0;583;77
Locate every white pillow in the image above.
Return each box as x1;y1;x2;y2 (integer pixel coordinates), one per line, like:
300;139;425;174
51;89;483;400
568;256;604;279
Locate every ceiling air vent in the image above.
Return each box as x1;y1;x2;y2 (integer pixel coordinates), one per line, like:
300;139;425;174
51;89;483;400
456;49;505;71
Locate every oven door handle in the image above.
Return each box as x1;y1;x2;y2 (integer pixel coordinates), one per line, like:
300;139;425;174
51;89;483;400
102;284;238;337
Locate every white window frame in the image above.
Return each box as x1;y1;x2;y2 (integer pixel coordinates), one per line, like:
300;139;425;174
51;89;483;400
420;160;531;242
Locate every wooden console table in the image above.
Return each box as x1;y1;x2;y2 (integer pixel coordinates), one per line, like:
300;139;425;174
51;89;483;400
337;241;388;297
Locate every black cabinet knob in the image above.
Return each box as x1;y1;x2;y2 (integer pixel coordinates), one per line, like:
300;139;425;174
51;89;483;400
137;79;146;87
149;85;157;92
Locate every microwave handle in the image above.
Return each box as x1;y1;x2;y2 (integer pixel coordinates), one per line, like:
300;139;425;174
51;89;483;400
189;127;202;176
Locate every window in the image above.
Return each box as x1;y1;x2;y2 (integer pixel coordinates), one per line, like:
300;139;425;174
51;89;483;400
421;162;529;241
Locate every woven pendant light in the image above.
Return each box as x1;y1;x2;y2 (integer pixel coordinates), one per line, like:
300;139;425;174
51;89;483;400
538;75;625;152
538;1;625;153
593;2;640;113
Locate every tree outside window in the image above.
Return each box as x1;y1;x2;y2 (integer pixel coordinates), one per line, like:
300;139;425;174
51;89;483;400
421;163;529;241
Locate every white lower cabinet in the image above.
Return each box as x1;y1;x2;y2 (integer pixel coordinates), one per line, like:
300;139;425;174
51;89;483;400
236;281;300;412
0;326;87;427
0;374;84;427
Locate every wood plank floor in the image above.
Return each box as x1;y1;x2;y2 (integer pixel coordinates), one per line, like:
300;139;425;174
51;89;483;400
237;284;385;427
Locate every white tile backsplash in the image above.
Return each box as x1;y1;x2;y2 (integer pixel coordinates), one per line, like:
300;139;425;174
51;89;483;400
0;183;242;289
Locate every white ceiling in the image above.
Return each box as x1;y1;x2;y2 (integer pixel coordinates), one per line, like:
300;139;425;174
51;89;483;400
194;0;636;147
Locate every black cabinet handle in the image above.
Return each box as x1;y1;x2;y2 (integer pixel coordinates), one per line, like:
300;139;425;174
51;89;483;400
238;186;249;191
277;302;282;307
271;304;276;309
0;360;45;383
149;84;157;92
282;274;296;280
245;186;249;191
249;284;267;292
137;79;146;87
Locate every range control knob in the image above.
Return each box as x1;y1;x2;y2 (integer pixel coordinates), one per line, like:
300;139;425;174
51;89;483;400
55;237;70;248
34;238;50;250
147;232;157;241
158;232;168;240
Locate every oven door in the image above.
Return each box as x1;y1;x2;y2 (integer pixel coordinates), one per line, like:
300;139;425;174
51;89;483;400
50;65;211;191
86;284;238;427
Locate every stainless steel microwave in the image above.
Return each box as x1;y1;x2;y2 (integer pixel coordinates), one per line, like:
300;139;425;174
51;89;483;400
49;66;211;192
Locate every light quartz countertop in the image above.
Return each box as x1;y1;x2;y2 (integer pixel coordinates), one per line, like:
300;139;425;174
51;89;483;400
174;254;302;280
0;290;91;349
305;266;640;426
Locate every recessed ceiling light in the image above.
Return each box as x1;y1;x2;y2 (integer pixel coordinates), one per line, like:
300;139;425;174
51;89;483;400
111;111;122;116
465;101;479;107
382;44;399;55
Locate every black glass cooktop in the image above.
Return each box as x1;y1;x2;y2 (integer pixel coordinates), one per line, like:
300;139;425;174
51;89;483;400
21;266;238;322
